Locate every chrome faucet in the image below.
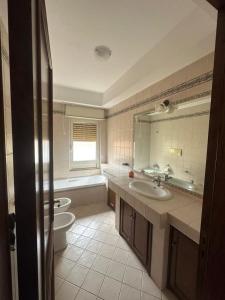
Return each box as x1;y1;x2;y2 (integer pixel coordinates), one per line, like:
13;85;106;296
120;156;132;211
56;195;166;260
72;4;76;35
153;175;161;187
164;174;172;182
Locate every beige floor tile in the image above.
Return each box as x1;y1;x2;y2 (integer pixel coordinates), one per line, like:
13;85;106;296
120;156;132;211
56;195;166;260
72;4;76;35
56;204;167;300
99;244;116;259
126;252;145;271
119;284;141;300
55;256;75;279
67;232;80;244
141;291;160;300
99;277;122;300
73;236;90;249
66;264;89;287
117;237;131;251
56;281;79;300
123;266;143;290
113;248;129;264
77;250;97;268
76;288;97;300
91;255;111;274
71;224;87;235
105;234;119;246
55;276;64;293
62;245;84;262
82;228;97;238
82;270;104;295
93;231;109;243
107;261;126;282
86;240;103;254
141;273;161;299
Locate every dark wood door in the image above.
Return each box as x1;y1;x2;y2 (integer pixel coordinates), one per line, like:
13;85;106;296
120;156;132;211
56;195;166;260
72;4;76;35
120;198;133;244
108;188;116;210
120;198;153;272
8;0;54;299
132;211;150;266
0;13;13;300
198;3;225;300
168;227;198;300
38;4;54;299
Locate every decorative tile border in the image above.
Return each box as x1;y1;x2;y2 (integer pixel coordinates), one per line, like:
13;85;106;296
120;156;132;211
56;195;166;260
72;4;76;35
107;71;213;119
147;110;210;124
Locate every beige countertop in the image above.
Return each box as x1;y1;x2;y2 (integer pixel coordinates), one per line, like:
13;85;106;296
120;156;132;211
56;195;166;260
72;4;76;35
168;201;202;244
105;168;202;244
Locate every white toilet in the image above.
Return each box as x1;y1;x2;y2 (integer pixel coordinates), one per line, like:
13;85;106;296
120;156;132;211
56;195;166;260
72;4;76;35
54;212;75;252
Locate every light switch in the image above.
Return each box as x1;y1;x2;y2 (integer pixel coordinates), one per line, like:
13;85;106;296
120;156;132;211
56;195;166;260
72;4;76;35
169;147;182;156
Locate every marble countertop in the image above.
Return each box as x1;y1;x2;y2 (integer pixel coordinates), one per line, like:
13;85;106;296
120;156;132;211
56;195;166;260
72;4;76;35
104;167;202;244
168;201;202;244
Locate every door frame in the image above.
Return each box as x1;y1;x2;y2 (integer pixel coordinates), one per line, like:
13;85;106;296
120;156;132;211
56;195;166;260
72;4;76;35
198;1;225;299
8;0;53;299
0;23;13;300
36;1;54;298
5;0;225;299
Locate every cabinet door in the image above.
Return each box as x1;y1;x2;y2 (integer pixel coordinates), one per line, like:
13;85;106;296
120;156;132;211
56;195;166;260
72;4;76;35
108;188;116;211
132;211;151;266
120;199;133;244
168;227;199;300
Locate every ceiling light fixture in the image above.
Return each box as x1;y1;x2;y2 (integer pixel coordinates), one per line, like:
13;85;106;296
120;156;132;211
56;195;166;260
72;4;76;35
94;45;112;61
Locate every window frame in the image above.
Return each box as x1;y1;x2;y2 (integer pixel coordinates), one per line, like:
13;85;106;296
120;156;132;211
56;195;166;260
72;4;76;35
69;118;100;170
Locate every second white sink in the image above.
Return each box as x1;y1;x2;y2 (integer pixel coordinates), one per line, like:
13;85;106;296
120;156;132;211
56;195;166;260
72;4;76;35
129;180;172;200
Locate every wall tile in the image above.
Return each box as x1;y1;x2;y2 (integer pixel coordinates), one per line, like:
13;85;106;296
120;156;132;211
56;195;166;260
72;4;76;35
106;54;213;186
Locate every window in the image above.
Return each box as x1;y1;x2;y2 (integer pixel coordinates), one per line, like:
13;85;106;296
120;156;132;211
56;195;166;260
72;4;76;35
70;121;99;169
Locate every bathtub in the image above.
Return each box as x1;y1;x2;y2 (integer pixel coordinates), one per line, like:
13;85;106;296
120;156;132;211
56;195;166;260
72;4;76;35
50;175;107;207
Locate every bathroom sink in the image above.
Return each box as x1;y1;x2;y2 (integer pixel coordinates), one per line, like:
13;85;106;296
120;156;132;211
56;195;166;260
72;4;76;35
129;180;172;200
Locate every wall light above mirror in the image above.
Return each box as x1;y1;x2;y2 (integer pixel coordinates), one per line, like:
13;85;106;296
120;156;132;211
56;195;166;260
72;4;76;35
133;97;211;195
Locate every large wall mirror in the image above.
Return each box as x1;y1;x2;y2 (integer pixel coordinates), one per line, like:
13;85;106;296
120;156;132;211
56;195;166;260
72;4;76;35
133;97;211;195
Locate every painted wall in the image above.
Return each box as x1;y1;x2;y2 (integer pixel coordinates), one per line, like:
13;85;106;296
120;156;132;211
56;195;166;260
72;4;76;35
53;103;107;179
106;53;214;179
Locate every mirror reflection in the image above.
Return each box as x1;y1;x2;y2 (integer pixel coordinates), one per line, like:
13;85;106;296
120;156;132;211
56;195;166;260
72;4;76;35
133;98;210;195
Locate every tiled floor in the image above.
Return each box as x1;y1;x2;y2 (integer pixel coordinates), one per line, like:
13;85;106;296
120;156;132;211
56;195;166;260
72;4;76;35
55;203;177;300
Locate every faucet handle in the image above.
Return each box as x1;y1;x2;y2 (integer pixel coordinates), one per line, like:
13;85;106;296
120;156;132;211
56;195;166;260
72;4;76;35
152;175;161;187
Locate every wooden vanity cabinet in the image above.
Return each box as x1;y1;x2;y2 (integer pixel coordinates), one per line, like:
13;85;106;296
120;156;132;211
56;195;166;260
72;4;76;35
108;188;116;211
168;227;199;300
120;198;152;272
132;210;152;266
120;199;133;242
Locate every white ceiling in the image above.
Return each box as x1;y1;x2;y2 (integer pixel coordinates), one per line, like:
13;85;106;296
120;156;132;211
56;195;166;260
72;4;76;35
46;0;217;108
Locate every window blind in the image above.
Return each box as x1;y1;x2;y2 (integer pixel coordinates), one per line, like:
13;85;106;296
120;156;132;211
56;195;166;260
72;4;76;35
72;123;97;142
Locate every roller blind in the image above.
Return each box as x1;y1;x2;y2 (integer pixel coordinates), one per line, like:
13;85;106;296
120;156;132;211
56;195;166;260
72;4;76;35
72;123;97;142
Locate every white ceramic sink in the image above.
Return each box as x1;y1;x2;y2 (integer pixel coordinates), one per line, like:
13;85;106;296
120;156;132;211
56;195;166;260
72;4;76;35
129;180;172;200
